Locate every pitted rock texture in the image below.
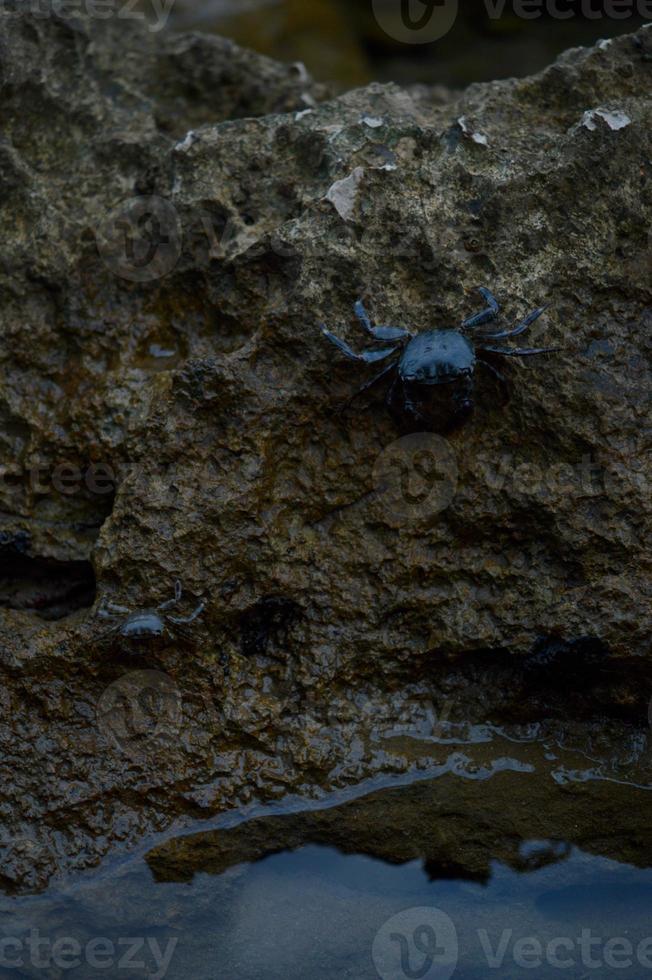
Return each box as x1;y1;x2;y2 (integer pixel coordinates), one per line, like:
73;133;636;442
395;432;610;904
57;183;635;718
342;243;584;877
0;9;650;889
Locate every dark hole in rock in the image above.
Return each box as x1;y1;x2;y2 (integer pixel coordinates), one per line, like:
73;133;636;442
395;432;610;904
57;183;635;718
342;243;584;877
523;635;610;678
420;639;650;726
0;553;96;620
239;595;301;659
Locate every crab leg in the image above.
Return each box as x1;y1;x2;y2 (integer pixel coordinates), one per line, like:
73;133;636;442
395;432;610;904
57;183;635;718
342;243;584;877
320;327;399;363
169;624;195;643
168;599;206;625
477;357;508;384
462;287;500;329
478;356;510;403
158;579;182;611
343;359;399;408
97;599;130;619
96;623;123;644
354;300;413;342
402;393;431;425
480;305;547;341
477;345;561;356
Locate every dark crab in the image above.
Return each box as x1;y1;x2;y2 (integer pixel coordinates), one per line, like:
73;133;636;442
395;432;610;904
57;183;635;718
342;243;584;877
96;580;205;645
320;287;559;425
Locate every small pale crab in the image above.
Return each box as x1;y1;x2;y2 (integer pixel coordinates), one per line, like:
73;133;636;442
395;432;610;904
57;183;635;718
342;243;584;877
320;287;560;425
96;580;205;645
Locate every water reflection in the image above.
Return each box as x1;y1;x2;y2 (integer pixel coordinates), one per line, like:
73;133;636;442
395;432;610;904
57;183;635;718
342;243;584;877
2;716;652;976
2;843;652;978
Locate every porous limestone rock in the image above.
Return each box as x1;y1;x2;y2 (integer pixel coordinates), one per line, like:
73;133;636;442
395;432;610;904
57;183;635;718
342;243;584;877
0;7;650;889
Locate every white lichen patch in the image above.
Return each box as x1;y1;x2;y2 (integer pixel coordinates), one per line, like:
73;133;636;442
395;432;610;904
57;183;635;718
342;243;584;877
174;130;197;153
325;167;365;221
457;115;489;147
581;107;632;131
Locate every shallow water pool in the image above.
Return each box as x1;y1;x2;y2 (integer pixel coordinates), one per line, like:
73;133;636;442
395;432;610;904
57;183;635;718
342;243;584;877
2;831;652;979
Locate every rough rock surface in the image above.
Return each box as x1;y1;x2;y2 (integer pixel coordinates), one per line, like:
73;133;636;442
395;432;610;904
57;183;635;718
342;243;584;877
147;757;652;885
0;9;650;890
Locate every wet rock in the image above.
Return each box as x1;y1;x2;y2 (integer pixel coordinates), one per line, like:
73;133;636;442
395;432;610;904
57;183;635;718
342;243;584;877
146;759;652;886
0;7;650;889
